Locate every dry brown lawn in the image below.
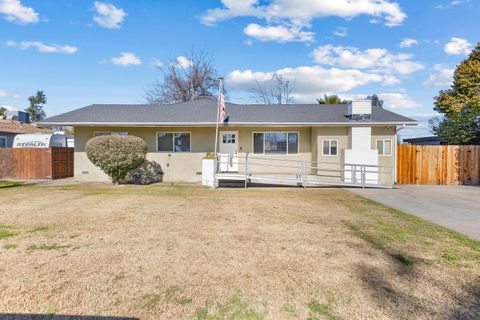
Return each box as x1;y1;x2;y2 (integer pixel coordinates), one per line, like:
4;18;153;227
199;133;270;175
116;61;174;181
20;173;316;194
0;183;479;320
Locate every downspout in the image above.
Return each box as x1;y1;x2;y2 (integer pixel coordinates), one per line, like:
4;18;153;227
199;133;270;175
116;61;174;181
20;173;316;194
394;124;406;185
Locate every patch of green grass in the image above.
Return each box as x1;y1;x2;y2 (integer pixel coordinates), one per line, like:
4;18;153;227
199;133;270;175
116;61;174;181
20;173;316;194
285;285;295;295
341;191;480;270
441;251;459;264
382;286;395;295
392;253;416;266
43;309;57;316
0;181;24;188
195;293;266;320
142;293;161;310
165;285;180;301
178;297;192;306
194;307;209;320
27;244;70;252
3;243;17;249
0;229;16;240
282;303;296;315
307;299;337;320
29;225;49;233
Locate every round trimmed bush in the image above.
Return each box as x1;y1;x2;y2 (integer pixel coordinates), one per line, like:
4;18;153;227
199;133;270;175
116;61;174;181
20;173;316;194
86;135;148;184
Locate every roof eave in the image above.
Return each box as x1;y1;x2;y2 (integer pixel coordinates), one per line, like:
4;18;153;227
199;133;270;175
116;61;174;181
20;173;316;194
37;121;418;127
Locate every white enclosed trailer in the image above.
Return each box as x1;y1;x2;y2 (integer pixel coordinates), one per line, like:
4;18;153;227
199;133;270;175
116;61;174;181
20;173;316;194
13;134;70;148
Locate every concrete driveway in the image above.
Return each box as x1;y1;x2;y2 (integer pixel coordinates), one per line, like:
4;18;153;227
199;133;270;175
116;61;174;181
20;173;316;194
348;185;480;240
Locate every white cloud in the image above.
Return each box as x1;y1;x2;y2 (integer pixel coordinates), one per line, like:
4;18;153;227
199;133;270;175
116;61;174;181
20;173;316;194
444;37;472;55
312;44;424;75
93;1;126;29
109;52;141;66
0;105;18;111
422;64;454;87
5;40;78;54
332;27;348;37
244;23;314;43
0;89;20;99
379;92;422;109
226;66;395;103
435;0;471;9
0;0;39;24
201;0;406;43
399;38;418;48
343;92;421;109
176;56;192;68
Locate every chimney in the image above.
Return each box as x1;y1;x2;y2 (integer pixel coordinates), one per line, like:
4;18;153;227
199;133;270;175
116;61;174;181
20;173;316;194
347;99;372;117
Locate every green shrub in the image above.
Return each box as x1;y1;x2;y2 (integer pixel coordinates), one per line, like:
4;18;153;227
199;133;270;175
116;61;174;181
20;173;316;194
120;160;163;185
86;135;148;184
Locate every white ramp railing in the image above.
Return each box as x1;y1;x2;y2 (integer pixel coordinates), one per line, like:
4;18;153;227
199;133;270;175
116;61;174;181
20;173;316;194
215;153;394;188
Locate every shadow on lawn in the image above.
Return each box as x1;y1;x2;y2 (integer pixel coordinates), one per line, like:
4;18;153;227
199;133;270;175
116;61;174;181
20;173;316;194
356;260;480;319
0;315;138;320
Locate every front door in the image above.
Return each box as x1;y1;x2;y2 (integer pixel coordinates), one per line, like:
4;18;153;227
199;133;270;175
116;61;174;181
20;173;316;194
219;131;239;172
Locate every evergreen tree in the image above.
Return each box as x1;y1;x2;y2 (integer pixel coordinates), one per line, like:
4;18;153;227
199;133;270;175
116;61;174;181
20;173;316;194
26;90;47;121
433;42;480;144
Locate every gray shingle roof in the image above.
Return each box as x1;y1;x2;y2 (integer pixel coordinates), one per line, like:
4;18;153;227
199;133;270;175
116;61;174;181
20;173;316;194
40;97;416;126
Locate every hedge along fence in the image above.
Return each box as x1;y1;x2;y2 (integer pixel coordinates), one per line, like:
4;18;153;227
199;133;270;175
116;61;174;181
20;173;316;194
0;147;73;180
397;145;480;185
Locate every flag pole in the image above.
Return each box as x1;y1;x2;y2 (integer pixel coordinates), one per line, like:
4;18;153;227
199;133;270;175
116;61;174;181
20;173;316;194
213;77;223;188
214;77;223;157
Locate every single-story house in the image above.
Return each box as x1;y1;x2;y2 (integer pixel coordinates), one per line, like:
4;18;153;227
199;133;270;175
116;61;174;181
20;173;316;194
0;119;53;148
39;97;416;185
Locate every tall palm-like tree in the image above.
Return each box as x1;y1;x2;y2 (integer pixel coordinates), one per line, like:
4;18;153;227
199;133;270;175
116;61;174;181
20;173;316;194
316;94;346;104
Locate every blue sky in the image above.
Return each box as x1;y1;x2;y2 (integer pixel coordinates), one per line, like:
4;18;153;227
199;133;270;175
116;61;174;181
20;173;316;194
0;0;478;137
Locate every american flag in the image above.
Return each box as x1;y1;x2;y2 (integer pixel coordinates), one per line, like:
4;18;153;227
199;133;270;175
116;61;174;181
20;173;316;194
219;92;226;124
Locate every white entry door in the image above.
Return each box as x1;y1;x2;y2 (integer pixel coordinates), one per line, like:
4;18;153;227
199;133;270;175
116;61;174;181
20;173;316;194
219;131;239;172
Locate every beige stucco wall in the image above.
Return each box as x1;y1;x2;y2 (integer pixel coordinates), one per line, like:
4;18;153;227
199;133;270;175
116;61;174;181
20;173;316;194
74;126;312;182
73;125;396;184
372;126;396;185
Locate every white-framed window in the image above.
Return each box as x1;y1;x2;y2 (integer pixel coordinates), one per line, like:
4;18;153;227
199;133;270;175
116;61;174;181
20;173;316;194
322;139;338;156
222;133;236;144
253;132;299;155
376;139;392;156
157;132;191;152
0;136;7;148
94;131;128;137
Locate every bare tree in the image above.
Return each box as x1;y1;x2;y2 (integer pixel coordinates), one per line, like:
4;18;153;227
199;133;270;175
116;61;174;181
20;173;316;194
144;49;220;104
252;73;294;105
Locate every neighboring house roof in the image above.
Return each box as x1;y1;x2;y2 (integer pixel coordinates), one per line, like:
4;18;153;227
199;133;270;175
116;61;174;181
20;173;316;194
0;120;53;134
403;136;443;144
39;97;417;126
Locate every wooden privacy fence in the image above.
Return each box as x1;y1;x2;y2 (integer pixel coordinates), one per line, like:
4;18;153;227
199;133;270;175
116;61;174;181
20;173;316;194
0;147;73;180
397;145;480;185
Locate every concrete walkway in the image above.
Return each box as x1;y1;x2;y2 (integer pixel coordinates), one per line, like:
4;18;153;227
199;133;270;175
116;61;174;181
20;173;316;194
348;185;480;240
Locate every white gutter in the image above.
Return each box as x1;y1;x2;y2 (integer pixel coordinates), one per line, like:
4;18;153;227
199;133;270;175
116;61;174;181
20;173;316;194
38;121;418;127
